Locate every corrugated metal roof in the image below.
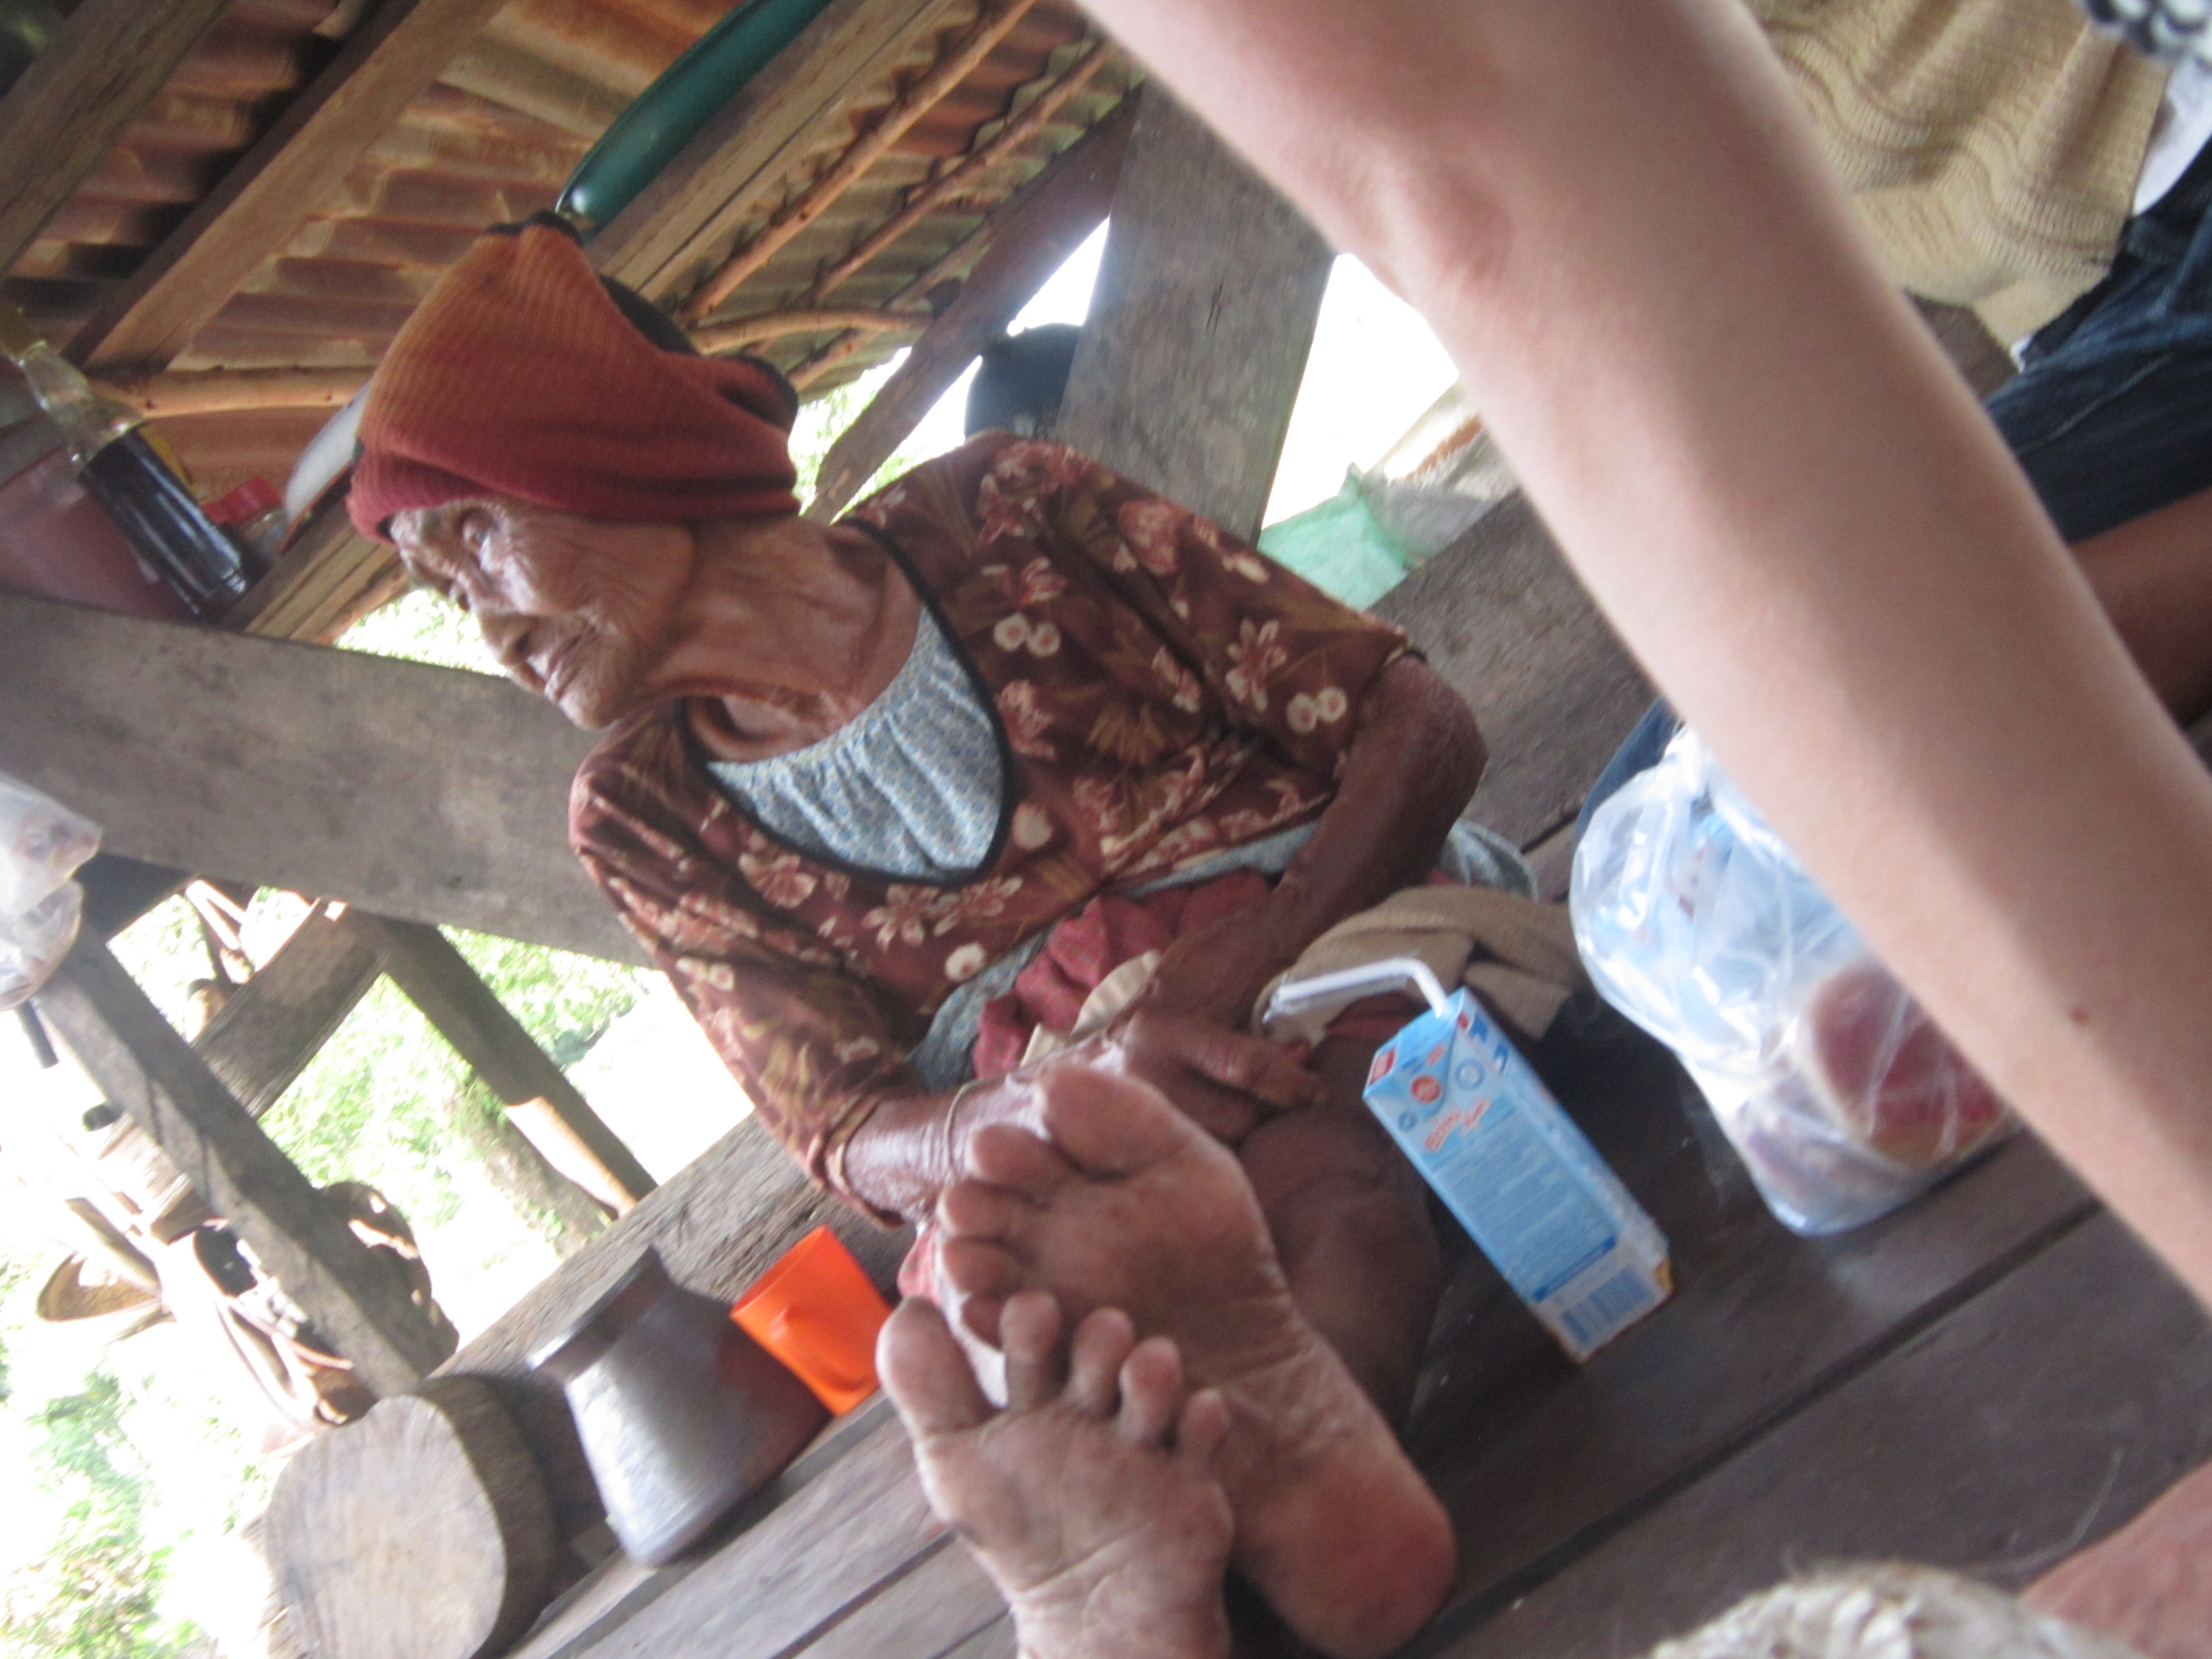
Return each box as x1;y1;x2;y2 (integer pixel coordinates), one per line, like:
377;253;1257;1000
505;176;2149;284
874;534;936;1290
3;0;1132;509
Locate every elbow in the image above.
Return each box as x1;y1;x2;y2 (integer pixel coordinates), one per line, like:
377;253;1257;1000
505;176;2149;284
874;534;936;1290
1382;657;1487;812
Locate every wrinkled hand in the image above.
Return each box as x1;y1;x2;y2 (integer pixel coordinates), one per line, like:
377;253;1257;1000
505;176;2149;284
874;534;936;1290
1136;901;1305;1032
1070;1007;1323;1145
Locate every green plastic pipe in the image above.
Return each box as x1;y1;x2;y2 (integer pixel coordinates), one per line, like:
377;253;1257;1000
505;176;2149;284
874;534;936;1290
559;0;839;233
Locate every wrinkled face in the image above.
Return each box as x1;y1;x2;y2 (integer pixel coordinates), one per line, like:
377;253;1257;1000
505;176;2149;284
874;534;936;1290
390;496;695;729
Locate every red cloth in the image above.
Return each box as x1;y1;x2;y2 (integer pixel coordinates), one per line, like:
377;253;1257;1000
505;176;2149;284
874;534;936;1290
350;217;800;539
972;872;1272;1078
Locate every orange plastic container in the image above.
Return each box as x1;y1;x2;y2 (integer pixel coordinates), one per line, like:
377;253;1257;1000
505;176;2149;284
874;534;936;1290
731;1227;890;1415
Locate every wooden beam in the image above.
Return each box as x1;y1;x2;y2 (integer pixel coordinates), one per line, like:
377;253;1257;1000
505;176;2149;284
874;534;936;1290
35;939;455;1395
804;98;1132;520
0;591;636;962
367;916;655;1213
98;366;368;419
1054;88;1333;542
72;0;516;375
0;0;233;276
592;0;962;302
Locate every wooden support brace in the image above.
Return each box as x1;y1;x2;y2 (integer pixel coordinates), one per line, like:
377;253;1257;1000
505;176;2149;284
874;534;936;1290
34;939;455;1396
804;98;1133;519
1054;88;1334;542
367;917;656;1214
0;0;234;274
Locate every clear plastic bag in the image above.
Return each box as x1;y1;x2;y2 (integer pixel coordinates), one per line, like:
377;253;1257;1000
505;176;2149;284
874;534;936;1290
0;769;98;1009
1569;729;2011;1235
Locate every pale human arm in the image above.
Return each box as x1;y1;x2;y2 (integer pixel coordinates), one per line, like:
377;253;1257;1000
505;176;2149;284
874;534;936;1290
1069;0;2212;1305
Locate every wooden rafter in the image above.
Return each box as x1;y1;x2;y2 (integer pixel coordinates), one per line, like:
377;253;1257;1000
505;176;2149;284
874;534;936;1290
807;35;1113;302
0;0;234;276
71;0;516;375
690;306;928;355
678;0;1042;324
98;366;368;419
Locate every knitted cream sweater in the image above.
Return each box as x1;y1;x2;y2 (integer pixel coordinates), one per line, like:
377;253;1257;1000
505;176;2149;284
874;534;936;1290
1753;0;2171;337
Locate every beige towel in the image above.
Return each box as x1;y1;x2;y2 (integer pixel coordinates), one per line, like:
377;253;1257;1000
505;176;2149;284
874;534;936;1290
1254;885;1589;1044
1024;886;1587;1063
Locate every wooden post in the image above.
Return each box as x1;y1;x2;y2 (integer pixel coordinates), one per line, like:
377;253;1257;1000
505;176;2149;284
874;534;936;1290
35;940;455;1396
368;918;656;1214
195;905;387;1117
1054;89;1334;541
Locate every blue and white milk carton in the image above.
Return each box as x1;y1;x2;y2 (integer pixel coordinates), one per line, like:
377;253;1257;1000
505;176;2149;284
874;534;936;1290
1269;958;1671;1360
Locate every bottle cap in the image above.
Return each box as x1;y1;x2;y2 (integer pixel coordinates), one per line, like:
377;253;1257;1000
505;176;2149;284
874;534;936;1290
207;476;282;525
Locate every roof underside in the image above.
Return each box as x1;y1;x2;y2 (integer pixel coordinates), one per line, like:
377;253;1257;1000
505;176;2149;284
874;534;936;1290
3;0;1134;504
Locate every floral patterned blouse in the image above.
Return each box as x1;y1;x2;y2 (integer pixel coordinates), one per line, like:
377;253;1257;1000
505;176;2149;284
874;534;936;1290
569;434;1411;1216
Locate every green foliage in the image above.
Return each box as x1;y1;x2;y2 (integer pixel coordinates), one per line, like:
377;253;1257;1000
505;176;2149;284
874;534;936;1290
338;583;499;674
2;1373;207;1659
446;927;649;1069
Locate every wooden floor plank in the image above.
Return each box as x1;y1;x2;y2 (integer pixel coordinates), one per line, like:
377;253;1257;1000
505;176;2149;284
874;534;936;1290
785;1535;1003;1659
440;1113;911;1543
537;1409;943;1659
1400;1030;2099;1633
1421;1211;2212;1659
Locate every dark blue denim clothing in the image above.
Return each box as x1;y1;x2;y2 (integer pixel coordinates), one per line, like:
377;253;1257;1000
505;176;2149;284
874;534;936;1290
1986;138;2212;541
1577;140;2212;841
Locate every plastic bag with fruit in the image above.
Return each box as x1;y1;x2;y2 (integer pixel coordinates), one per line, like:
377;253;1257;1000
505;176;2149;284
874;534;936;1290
1;768;100;1009
1568;727;2011;1234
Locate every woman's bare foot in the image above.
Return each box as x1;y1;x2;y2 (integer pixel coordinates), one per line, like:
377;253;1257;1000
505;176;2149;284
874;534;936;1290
934;1066;1456;1659
2026;1456;2212;1659
880;1290;1233;1659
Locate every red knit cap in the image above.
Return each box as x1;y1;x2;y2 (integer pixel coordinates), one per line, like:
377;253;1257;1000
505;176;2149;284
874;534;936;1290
350;217;800;539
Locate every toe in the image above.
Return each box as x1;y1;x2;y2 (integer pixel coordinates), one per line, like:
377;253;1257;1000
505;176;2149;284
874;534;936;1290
1063;1305;1138;1416
966;1122;1078;1199
939;1237;1023;1344
1040;1066;1199;1179
878;1300;995;1437
939;1178;1031;1244
1115;1334;1186;1446
1174;1387;1229;1472
1001;1290;1066;1410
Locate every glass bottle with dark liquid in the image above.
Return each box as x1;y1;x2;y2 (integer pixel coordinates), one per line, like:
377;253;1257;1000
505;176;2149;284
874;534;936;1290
0;306;247;621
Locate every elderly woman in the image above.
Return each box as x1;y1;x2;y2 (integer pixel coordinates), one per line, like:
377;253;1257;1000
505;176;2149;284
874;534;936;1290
352;214;1532;1652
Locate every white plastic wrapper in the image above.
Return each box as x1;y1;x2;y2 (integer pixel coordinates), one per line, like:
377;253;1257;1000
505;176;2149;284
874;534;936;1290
1569;729;2011;1235
1;770;99;1009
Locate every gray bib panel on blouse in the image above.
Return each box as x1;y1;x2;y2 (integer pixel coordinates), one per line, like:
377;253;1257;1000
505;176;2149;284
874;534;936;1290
708;607;1004;884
